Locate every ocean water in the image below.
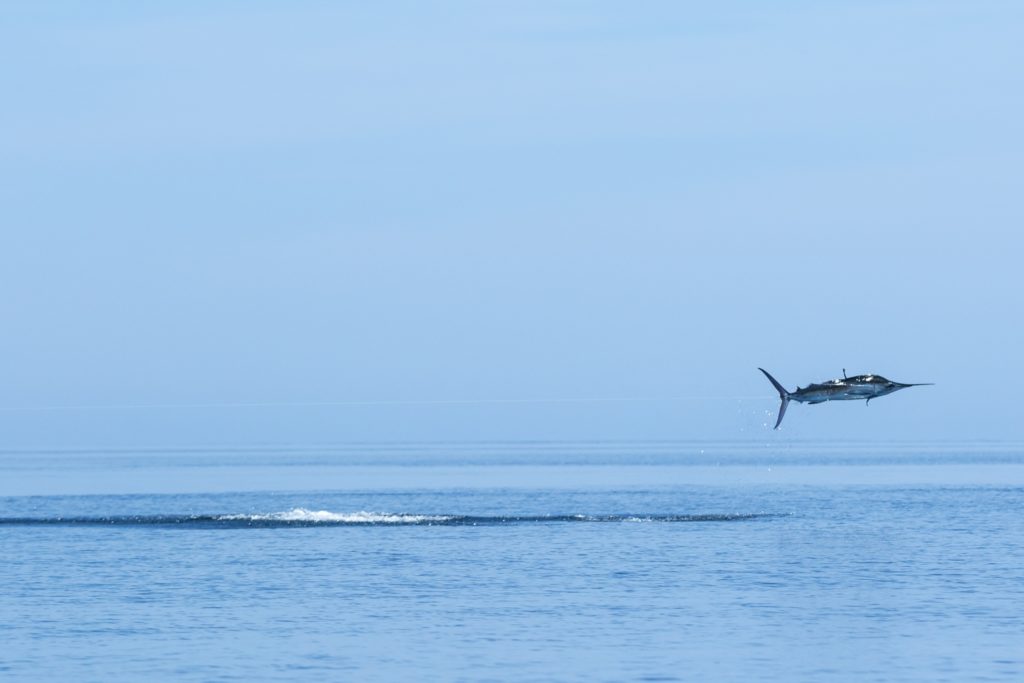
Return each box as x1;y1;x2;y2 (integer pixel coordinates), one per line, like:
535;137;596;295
1;442;1022;682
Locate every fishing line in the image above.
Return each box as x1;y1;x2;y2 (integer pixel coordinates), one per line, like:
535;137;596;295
0;396;771;412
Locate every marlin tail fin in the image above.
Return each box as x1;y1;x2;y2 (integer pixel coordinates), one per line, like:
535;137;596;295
758;368;790;429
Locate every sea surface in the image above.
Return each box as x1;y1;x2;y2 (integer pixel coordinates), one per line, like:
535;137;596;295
1;441;1022;682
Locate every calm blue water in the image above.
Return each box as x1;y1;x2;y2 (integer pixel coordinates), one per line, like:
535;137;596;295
2;442;1023;681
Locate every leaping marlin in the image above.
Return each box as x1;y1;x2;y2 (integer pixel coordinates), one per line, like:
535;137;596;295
759;368;933;429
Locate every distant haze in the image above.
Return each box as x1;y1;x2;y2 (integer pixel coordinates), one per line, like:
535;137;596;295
2;2;1021;446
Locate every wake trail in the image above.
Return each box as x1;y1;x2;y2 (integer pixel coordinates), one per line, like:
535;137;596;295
0;508;781;528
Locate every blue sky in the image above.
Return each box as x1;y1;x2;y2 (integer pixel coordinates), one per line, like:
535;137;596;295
1;2;1022;446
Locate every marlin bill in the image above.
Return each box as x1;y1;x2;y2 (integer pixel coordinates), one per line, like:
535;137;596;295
758;368;933;429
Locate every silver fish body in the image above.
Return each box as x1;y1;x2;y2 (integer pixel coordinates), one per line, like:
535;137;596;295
759;368;932;429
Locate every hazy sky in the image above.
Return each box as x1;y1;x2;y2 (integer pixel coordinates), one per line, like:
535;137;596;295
2;2;1021;446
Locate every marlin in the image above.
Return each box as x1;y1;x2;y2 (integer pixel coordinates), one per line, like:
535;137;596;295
758;368;933;429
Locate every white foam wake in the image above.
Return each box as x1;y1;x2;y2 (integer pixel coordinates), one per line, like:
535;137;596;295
218;508;452;524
